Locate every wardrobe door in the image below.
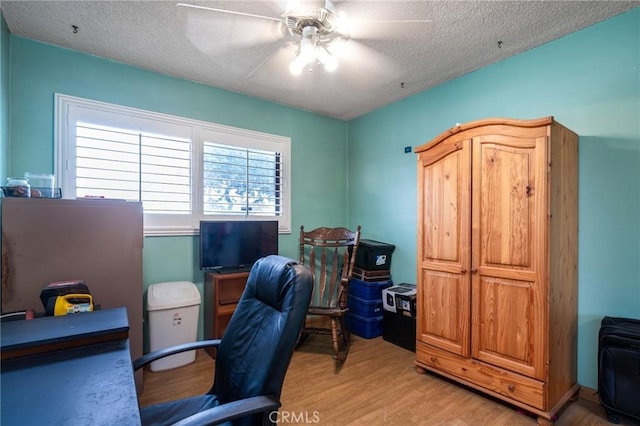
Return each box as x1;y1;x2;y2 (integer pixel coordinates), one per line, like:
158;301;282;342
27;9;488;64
417;137;471;356
470;131;547;380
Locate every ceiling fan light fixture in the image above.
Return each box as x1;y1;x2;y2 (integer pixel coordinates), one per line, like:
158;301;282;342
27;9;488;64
290;24;340;75
324;56;338;72
289;50;308;75
298;38;316;63
289;45;338;75
316;46;338;72
179;0;434;81
289;60;303;76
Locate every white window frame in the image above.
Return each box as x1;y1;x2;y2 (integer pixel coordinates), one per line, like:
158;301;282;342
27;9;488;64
55;94;291;235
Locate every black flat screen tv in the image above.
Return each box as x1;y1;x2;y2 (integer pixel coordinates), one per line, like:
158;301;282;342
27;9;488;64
199;220;279;271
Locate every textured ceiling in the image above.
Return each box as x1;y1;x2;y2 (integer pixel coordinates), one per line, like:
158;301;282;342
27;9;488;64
2;1;638;120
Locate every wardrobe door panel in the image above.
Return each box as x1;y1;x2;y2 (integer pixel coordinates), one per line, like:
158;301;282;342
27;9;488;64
471;134;546;380
419;269;469;355
417;138;471;356
475;136;537;272
472;275;537;377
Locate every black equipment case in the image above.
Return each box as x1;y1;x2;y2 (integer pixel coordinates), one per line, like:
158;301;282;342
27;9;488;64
597;316;640;424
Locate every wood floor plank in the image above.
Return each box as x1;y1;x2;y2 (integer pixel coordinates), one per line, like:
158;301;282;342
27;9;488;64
139;335;637;425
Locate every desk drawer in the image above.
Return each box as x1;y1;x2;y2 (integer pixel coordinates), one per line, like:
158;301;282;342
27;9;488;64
416;341;546;410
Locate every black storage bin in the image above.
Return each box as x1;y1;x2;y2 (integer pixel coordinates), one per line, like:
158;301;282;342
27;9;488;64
382;310;416;352
353;239;395;271
598;316;640;424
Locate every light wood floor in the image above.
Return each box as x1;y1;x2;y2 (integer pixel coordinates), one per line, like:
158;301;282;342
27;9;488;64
139;335;637;425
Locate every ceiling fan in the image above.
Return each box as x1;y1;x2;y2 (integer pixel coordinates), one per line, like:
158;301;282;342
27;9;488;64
176;0;432;78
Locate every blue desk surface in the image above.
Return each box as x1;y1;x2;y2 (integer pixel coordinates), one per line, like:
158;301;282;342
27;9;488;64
1;307;129;352
1;308;141;425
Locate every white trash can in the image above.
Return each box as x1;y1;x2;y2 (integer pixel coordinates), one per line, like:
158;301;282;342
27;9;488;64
147;281;201;372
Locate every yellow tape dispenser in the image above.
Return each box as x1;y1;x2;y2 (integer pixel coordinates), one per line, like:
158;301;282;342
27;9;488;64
53;294;94;316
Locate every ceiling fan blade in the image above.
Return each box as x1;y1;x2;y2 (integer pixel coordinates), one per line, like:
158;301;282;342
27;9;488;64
334;2;434;40
246;43;297;81
182;8;287;55
329;38;404;87
324;0;338;15
341;19;433;41
177;3;284;23
356;18;432;24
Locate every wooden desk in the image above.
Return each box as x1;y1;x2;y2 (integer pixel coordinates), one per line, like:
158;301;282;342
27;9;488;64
0;308;141;425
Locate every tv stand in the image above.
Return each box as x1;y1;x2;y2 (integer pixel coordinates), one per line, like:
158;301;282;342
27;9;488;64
203;270;250;358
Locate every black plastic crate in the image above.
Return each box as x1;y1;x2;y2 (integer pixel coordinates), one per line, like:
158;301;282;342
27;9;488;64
383;310;416;351
353;239;395;271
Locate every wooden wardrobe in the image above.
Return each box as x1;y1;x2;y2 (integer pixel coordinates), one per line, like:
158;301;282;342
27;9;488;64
414;117;578;425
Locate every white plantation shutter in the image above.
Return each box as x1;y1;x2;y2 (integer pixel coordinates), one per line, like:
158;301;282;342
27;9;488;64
203;142;281;216
56;94;291;235
75;122;192;215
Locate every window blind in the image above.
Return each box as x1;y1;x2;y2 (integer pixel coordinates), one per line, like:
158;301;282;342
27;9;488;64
75;122;192;214
203;142;281;216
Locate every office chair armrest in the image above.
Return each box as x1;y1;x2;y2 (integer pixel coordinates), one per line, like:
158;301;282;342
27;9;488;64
133;339;221;371
171;395;281;426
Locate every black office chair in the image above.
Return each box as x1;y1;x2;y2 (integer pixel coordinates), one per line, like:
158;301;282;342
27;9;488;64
134;255;313;426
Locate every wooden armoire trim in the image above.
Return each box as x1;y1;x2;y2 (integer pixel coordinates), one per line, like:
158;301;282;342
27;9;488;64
546;121;580;406
414;116;555;153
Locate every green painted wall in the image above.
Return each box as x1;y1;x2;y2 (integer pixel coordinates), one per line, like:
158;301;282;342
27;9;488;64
347;8;640;389
0;13;9;305
5;36;348;349
1;13;8;180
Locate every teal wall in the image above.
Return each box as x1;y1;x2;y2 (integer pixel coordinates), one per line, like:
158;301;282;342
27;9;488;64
5;35;348;349
0;13;8;303
3;7;639;391
348;8;640;389
1;12;8;180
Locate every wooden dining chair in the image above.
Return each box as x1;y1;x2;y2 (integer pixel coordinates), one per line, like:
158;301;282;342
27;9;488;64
297;225;361;361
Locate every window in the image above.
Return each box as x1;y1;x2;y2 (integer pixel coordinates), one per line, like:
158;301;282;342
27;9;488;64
56;94;291;235
202;143;281;216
